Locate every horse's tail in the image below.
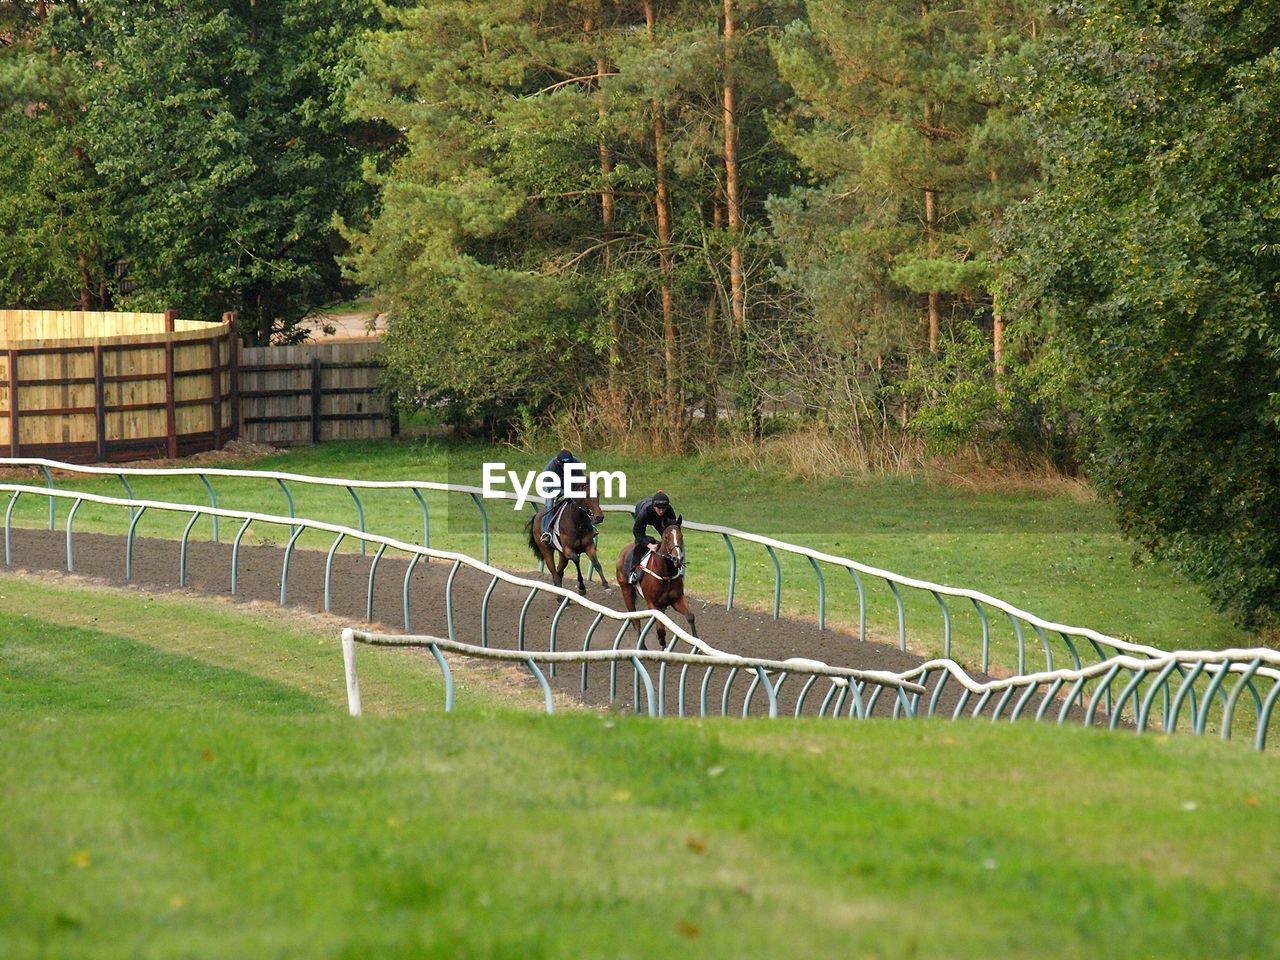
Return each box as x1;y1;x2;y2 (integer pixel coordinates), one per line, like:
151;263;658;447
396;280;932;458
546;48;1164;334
526;511;541;561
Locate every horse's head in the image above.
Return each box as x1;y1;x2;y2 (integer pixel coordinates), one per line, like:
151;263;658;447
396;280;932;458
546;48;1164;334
660;517;685;567
578;495;605;525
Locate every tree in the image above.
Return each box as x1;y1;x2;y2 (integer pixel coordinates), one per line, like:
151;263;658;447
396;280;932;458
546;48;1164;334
1010;0;1280;629
1;1;387;341
347;0;799;438
770;0;1040;360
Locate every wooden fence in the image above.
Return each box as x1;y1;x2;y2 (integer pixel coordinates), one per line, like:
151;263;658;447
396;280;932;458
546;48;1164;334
0;310;235;462
238;341;395;446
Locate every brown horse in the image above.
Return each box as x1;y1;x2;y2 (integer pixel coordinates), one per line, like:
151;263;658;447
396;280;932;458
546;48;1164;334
614;517;696;650
527;495;608;595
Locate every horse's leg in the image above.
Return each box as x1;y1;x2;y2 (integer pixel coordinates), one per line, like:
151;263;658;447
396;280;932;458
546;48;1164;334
572;555;586;595
553;552;569;588
672;594;697;640
586;540;610;590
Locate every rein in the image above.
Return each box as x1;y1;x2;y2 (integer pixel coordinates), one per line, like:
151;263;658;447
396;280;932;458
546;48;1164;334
640;540;685;582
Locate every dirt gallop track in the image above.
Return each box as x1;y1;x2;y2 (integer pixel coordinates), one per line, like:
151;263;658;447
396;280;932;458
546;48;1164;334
5;527;1025;718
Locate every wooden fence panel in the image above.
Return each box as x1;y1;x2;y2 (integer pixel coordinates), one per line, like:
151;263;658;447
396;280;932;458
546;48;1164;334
239;341;392;446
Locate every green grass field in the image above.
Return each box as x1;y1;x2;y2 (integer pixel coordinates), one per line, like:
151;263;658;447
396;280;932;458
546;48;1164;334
2;437;1252;674
2;575;1278;959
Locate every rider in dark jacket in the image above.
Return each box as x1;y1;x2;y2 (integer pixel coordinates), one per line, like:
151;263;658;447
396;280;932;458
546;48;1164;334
541;449;582;543
628;490;676;583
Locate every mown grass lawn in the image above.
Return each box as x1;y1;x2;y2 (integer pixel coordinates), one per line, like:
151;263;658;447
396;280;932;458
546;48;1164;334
1;576;1277;959
1;437;1250;674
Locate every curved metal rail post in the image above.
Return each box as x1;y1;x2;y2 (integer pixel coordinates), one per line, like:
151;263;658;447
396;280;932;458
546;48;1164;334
1166;662;1207;735
632;656;657;717
1031;624;1054;672
1109;668;1148;731
65;497;83;571
990;685;1018;722
118;474;136;524
1255;681;1280;751
1006;612;1028;676
179;511;201;587
847;567;867;641
39;464;54;530
722;533;737;609
411;488;430;553
428;642;454;712
794;674;818;717
1034;677;1065;722
926;669;950;717
528;659;555;714
63;496;85;570
346;486;367;557
1221;657;1264;742
1136;660;1181;733
548;596;571;677
1083;663;1125;728
608;620;630;706
276;478;296;534
366;543;387;621
5;490;20;565
807;557;826;631
517;587;539;652
886;579;907;651
323;533;346;613
401;553;420;631
444;559;462;642
198;474;220;542
469;492;490;564
972;598;991;672
1194;662;1233;736
931;592;952;659
124;505;149;581
581;613;604;692
480;575;500;648
1010;682;1042;721
230;516;253;595
765;545;782;619
720;667;740;717
755;667;778;718
699;665;717;717
279;524;306;605
632;621;657;714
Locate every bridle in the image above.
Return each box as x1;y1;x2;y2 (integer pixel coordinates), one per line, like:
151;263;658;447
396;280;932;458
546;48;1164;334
642;526;686;582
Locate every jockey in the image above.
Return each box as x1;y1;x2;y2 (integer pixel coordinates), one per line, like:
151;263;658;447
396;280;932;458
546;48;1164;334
540;448;582;544
628;490;676;584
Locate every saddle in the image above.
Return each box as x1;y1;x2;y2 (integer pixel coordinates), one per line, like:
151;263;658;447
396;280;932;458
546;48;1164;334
624;543;658;580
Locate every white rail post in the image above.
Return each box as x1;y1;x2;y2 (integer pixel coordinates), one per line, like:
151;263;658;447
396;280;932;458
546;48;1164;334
342;628;362;717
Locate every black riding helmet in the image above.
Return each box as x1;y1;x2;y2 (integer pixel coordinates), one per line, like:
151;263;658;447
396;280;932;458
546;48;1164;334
652;491;670;508
556;449;573;461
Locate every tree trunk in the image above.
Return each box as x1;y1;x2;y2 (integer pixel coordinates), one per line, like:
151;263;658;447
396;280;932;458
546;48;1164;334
925;186;940;354
723;0;744;332
993;293;1005;383
645;0;679;444
585;16;621;393
78;251;91;311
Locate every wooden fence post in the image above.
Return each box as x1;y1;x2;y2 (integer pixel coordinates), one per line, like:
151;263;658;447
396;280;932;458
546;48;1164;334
164;337;177;458
209;337;222;450
310;356;323;443
223;313;240;440
164;308;177;333
7;349;18;456
93;344;106;461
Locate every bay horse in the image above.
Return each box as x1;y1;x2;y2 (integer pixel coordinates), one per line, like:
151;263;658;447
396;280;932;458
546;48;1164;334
527;495;608;595
614;517;696;650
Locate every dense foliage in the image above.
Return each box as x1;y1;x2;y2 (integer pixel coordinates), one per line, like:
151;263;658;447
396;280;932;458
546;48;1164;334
4;0;1280;628
0;0;388;342
1010;0;1280;628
